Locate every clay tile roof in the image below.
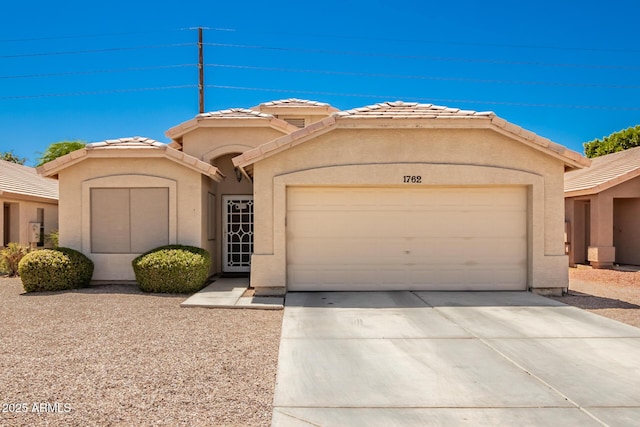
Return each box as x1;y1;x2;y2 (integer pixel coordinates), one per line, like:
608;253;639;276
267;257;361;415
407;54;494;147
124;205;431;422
165;107;299;142
38;137;224;182
88;136;166;149
255;98;336;108
564;146;640;194
197;108;274;119
334;101;494;118
0;159;58;201
234;100;589;171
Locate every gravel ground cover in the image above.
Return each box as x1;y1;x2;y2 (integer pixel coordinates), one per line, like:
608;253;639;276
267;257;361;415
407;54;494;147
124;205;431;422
552;267;640;328
0;277;283;427
2;267;638;426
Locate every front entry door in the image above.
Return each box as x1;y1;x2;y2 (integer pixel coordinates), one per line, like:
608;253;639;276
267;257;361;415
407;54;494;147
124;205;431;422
222;195;254;273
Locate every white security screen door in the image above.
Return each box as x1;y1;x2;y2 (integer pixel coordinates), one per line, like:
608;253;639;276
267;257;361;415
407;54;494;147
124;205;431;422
222;195;254;273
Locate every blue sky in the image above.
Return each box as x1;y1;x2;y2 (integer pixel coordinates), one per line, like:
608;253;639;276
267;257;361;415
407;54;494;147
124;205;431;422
1;0;638;166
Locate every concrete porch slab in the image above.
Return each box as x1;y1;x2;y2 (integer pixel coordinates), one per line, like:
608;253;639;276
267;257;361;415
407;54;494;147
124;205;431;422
181;277;283;309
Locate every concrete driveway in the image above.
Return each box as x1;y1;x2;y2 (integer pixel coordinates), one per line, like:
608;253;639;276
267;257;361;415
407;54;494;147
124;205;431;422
272;291;640;426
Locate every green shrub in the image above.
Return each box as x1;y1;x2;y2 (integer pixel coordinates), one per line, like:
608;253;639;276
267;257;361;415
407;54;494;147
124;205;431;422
132;245;211;293
1;243;29;276
45;229;59;247
18;247;94;292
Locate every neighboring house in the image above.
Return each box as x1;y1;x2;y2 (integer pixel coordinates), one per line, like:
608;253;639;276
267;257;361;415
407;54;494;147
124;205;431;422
565;146;640;268
0;159;59;248
38;99;589;295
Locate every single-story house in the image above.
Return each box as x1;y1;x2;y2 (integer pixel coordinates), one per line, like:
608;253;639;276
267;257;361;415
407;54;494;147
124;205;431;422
565;145;640;268
1;159;59;248
38;99;589;295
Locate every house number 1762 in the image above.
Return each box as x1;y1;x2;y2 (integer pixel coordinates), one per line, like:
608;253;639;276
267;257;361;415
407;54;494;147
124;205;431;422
403;175;422;183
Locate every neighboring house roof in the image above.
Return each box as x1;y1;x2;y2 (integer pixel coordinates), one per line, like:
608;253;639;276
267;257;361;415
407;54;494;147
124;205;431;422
564;145;640;197
0;159;59;203
233;101;590;171
37;137;224;181
165;108;299;146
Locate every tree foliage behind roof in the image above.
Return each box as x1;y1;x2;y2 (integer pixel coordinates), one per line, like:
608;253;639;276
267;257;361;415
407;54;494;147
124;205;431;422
584;125;640;158
36;140;86;167
0;151;26;165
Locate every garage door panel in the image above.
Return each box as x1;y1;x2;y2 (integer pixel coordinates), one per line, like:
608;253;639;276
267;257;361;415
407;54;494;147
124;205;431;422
289;266;526;291
289;211;405;237
290;236;525;261
287;186;527;291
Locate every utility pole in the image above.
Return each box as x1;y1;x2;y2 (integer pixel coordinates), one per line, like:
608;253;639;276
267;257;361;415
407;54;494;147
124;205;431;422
198;27;205;114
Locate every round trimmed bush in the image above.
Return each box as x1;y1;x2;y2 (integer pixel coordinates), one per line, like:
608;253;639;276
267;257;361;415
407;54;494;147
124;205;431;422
132;245;211;293
18;247;94;293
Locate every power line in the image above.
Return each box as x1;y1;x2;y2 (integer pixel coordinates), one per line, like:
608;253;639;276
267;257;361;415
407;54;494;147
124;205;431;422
0;43;193;59
207;84;640;111
0;27;232;43
1;26;632;55
207;63;640;89
0;64;195;80
0;85;196;100
212;28;640;54
206;42;640;70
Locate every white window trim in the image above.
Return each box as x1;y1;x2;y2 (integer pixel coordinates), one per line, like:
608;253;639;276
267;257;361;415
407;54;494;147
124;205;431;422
82;175;177;254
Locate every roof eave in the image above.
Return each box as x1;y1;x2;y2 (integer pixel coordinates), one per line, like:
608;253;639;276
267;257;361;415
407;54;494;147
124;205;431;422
37;148;89;178
337;115;589;170
233;113;589;172
233;116;337;169
165;115;298;141
0;190;58;204
163;146;225;182
37;143;224;182
487;118;590;170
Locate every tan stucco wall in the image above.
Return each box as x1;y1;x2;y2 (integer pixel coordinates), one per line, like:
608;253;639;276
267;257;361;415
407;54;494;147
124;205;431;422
566;175;640;267
58;157;206;281
181;127;286;162
1;197;58;248
248;127;568;294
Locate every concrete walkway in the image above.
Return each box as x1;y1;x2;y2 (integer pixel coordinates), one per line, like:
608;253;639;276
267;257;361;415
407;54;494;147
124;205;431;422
273;291;640;426
181;277;283;309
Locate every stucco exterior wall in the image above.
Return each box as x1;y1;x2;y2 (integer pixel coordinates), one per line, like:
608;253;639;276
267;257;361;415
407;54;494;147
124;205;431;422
58;157;206;281
181;127;285;162
248;127;568;294
566;175;640;267
1;197;58;248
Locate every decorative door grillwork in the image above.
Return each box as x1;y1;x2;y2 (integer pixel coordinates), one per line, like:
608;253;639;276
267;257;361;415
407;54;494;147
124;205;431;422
222;196;254;272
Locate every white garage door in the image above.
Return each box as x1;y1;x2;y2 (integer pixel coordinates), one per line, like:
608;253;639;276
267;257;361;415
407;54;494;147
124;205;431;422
286;186;527;291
